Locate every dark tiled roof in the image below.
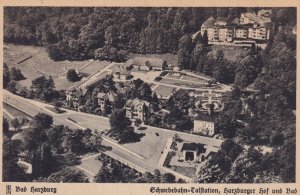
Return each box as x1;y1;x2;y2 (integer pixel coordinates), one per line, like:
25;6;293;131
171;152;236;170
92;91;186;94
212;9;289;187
173;89;189;99
181;142;205;153
194;113;215;122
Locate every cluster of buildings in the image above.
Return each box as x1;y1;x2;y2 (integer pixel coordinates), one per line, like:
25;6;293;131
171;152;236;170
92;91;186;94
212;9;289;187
179;142;215;163
112;57;168;80
200;9;272;46
65;56;223;137
173;89;220;136
66;87;150;122
65;57;168;123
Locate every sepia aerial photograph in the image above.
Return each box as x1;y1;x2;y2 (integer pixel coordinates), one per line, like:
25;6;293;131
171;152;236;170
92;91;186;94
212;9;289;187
2;7;296;184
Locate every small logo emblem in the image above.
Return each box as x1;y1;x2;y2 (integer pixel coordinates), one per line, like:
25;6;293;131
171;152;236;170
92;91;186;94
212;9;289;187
6;185;11;195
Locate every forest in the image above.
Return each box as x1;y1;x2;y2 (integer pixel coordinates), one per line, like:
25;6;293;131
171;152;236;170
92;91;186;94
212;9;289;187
4;7;295;60
3;7;297;183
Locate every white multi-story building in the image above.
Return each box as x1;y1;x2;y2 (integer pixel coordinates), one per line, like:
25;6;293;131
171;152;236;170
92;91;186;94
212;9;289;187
248;24;270;40
193;114;215;136
200;9;272;45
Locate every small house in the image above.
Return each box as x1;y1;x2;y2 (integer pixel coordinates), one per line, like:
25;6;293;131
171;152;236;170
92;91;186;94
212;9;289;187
193;113;215;136
123;99;150;122
112;65;131;80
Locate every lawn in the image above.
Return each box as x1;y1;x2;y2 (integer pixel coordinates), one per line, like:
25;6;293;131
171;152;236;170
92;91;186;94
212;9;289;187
171;166;196;178
181;75;207;83
160;78;206;88
211;45;250;61
80;61;110;76
129;53;178;67
153;85;177;98
78;154;103;176
166;73;181;79
4;44;109;90
3;102;33;119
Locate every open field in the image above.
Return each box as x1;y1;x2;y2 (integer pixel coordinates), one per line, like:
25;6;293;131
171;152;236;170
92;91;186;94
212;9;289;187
211;45;250;61
152;85;177;99
129;53;178;67
80;61;110;76
4;44;110;90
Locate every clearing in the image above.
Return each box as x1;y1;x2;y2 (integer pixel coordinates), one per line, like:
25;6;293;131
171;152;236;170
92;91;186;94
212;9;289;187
4;44;110;90
211;45;250;61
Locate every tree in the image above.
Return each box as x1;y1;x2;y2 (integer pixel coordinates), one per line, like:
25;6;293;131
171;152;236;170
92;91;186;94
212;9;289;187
134;118;142;128
3;135;27;182
161;173;176;183
40;143;55;176
23;113;54;178
47;167;89;183
234;56;260;88
66;69;80;82
31;76;58;102
11;118;21;131
10;67;25;81
3;63;11;88
177;34;193;70
54;101;63;113
109;109;136;143
152;92;159;104
202;30;208;46
3;117;9;136
138;83;152;101
31;113;53;129
81;129;102;152
94;164;112;182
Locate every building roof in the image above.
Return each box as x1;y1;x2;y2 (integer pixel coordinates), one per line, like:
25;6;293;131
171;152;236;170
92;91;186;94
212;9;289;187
67;87;86;97
258;9;272;17
97;91;117;102
113;64;131;76
97;92;107;99
107;91;117;102
181;142;206;153
125;57;165;68
232;18;240;25
173;89;189;99
202;17;216;28
76;88;86;97
194;113;215;122
242;12;271;24
215;17;229;26
124;99;149;109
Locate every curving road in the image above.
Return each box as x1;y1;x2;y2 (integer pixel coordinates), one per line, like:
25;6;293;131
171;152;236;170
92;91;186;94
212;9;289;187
3;90;223;181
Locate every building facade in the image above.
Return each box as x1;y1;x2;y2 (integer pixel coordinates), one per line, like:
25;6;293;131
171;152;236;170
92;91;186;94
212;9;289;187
193;114;215;136
200;9;272;45
97;91;117;112
124;99;149;122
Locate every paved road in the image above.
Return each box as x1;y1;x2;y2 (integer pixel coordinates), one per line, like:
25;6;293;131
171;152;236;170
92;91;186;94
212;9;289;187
3;90;157;175
4;90;223;181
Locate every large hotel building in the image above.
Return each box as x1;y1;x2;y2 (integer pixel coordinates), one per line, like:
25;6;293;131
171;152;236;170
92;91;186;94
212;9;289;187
200;9;272;46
